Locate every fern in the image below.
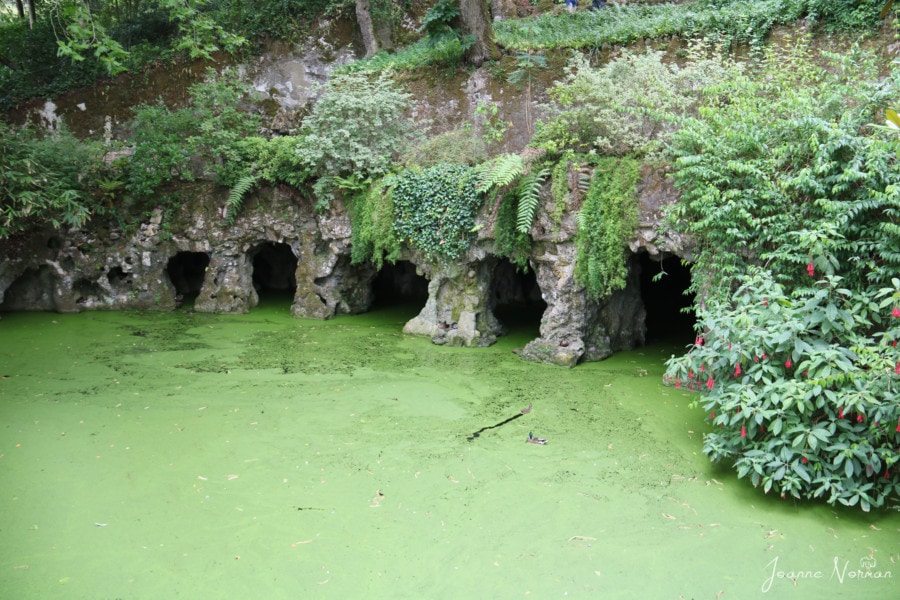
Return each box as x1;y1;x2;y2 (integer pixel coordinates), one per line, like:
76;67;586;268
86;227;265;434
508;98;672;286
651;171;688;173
224;173;260;225
475;153;525;194
515;167;549;234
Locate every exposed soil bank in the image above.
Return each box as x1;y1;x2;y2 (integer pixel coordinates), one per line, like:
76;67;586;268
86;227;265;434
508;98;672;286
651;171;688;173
0;307;897;598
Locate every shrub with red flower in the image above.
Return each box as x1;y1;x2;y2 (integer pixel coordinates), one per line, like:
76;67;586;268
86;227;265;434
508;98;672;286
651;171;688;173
665;270;900;512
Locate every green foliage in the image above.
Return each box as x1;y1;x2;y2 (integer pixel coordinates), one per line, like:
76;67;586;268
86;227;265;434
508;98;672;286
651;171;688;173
549;151;589;227
349;176;402;269
400;127;488;168
474;153;526;194
159;0;247;61
337;34;473;75
418;0;461;44
392;164;481;261
532;44;734;159
664;39;900;511
224;174;260;226
474;100;510;147
0;124;105;238
574;156;640;300
295;71;418;210
493;188;532;272
665;270;900;511
126;68;260;206
665;39;900;302
515;166;549;234
494;0;886;52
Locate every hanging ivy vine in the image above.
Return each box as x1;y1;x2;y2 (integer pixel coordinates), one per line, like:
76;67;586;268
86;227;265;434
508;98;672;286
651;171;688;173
575;156;641;300
392;164;482;261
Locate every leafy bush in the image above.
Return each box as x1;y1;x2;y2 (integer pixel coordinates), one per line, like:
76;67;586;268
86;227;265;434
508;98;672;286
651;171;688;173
126;68;260;204
664;40;900;511
295;71;419;209
531;44;735;159
574;156;640;299
665;270;900;511
0;124;105;237
392;164;481;261
665;40;900;302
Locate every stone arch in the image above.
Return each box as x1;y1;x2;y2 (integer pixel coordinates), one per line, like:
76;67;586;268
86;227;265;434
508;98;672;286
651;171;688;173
166;252;210;306
250;242;298;304
489;258;547;336
637;250;696;344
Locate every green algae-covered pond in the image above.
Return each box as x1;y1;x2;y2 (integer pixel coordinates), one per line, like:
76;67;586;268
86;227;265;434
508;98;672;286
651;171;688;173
1;306;898;599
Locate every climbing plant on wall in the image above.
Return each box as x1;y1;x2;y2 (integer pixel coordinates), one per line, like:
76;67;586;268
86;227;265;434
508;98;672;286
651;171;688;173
391;163;481;261
574;156;641;300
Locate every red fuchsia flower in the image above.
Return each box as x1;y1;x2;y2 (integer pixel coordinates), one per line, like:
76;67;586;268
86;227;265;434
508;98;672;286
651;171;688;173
762;353;767;360
893;307;900;318
675;380;681;389
801;456;808;464
740;425;747;438
838;408;844;419
807;262;815;277
700;365;705;372
785;358;792;368
706;377;714;390
734;364;741;377
895;362;900;375
896;419;900;433
857;414;864;423
695;336;704;347
728;343;732;350
803;369;809;377
894;340;898;348
710;411;715;419
762;298;768;306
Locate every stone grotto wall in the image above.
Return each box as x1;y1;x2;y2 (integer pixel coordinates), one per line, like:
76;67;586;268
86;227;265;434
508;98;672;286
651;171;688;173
0;166;691;367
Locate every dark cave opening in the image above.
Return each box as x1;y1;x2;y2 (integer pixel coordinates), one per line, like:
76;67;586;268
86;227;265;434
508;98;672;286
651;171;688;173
166;252;210;305
371;260;429;312
0;265;54;312
638;252;696;344
490;259;547;336
251;242;298;304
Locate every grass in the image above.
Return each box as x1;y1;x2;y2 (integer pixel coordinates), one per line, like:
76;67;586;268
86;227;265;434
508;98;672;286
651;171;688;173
495;0;823;50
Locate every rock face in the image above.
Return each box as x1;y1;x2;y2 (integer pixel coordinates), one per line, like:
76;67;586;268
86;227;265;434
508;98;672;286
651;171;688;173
0;166;689;366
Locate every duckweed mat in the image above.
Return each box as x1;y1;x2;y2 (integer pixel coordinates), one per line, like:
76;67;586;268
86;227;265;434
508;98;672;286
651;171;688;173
1;306;897;599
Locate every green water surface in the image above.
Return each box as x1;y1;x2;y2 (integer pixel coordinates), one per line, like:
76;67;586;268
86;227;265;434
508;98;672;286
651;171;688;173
1;306;897;599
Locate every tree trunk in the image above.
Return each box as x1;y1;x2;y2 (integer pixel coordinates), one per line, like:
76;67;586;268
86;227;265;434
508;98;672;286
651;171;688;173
356;0;379;57
459;0;500;66
27;0;36;29
15;0;24;20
